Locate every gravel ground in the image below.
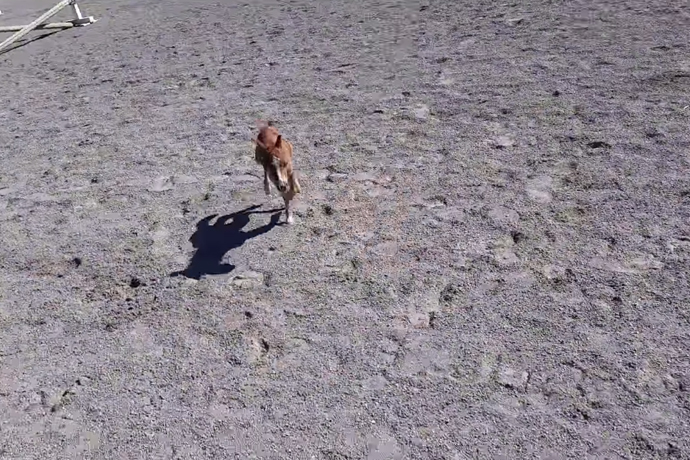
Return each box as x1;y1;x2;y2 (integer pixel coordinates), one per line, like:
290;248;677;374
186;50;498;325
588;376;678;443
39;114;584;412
1;0;689;458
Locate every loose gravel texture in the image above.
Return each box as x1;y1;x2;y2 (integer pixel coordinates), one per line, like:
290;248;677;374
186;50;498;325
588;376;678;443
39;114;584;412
1;0;689;458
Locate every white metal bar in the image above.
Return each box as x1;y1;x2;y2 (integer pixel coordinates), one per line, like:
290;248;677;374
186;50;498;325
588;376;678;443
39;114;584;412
72;2;84;20
0;0;72;53
0;22;75;33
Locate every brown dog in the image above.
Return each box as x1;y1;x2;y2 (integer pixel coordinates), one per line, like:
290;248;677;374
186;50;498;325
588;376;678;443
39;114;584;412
252;120;301;224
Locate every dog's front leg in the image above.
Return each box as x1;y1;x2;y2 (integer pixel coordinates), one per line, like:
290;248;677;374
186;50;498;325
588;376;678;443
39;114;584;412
263;167;271;196
289;172;301;194
283;195;294;224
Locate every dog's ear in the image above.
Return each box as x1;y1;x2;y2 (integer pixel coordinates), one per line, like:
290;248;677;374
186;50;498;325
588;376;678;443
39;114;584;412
274;135;282;148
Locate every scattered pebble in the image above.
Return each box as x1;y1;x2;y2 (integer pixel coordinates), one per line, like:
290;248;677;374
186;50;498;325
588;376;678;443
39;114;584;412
493;247;519;266
498;367;529;390
434;207;465;223
230;271;264;288
588;257;638;274
326;173;348;183
360;375;389;391
148;176;173;192
413;104;430;121
542;264;567;281
371;242;398;257
366;433;403;460
493;135;515;149
488;205;520;225
407;311;430;328
628;256;664;271
525;175;553;204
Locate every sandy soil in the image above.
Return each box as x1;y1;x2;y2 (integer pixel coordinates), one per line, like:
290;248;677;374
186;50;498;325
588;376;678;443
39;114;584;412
1;0;689;458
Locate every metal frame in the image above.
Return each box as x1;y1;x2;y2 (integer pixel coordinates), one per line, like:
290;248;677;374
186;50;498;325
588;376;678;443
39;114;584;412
0;0;97;53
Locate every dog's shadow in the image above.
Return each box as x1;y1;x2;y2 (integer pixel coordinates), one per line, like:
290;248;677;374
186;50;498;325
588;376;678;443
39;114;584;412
170;204;283;280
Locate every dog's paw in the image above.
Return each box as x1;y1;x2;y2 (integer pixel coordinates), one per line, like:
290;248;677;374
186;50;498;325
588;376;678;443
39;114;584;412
286;214;295;224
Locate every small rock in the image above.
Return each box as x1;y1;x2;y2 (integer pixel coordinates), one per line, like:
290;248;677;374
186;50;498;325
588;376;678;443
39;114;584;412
148;176;173;192
542;264;567;280
407;311;430;328
413;104;430;121
371;242;398;257
628;256;664;271
525;175;553;204
326;173;348;183
366;434;403;460
230;271;264;288
365;185;394;198
527;188;552;203
493;248;519;266
588;257;638;274
487;206;519;225
498;367;529;389
152;228;170;242
506;17;524;25
503;270;536;288
360;375;389;391
493;135;515;149
435;207;465;223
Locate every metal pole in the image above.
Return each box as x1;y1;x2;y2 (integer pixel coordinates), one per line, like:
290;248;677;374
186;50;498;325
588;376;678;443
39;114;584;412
0;22;76;33
0;0;72;53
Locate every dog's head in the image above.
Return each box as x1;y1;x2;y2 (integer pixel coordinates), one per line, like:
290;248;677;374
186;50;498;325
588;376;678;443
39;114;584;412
253;134;292;193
